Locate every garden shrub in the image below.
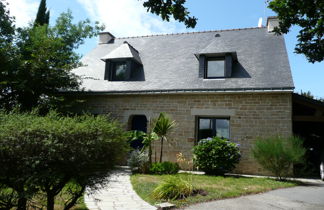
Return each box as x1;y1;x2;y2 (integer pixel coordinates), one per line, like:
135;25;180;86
150;162;180;175
152;176;194;200
193;137;241;175
127;150;150;173
0;110;128;210
252;136;305;180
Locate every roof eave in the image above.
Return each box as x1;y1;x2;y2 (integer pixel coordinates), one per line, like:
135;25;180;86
60;87;294;96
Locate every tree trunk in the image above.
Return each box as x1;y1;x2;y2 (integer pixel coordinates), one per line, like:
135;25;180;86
63;185;85;210
47;193;55;210
159;137;164;163
149;144;152;164
154;148;157;163
17;197;27;210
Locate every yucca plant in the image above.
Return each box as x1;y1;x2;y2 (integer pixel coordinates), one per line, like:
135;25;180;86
153;113;176;162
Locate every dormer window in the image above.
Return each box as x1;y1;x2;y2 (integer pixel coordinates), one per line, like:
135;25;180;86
197;52;236;79
101;41;143;81
206;57;225;78
112;61;127;81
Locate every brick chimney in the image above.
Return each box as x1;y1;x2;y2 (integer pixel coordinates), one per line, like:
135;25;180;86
99;32;115;44
266;16;279;32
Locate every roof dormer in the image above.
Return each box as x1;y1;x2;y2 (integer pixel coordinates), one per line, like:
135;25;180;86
101;41;143;81
196;37;238;79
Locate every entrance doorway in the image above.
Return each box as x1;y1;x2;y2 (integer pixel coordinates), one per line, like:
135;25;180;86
292;93;324;178
130;115;147;149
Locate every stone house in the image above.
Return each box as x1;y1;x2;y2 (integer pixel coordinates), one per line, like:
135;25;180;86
72;17;294;175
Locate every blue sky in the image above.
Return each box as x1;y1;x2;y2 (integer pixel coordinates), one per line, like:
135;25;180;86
8;0;324;98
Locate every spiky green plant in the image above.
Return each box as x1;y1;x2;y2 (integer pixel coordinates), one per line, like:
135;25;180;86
152;176;194;200
153;113;176;162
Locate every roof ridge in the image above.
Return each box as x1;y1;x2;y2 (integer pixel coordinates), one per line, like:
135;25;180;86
116;26;266;40
123;41;139;54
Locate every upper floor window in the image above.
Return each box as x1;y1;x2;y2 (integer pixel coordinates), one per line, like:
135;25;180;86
198;52;236;79
101;41;143;81
206;58;225;78
112;61;128;81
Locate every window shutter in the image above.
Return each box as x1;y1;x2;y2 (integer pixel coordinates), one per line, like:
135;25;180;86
199;55;206;78
225;54;233;77
104;60;111;80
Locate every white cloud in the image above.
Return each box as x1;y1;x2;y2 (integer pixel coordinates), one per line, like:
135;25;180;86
6;0;38;27
77;0;186;37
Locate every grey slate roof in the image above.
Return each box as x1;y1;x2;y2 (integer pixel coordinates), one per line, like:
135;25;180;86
73;27;294;93
101;41;142;64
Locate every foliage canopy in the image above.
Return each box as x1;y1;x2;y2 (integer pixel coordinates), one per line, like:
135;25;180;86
0;0;104;111
0;110;128;210
268;0;324;63
143;0;197;28
34;0;50;26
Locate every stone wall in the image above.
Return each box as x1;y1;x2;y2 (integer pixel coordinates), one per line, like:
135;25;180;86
78;92;293;175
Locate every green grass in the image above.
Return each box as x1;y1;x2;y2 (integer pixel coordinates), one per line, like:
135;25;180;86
130;173;299;207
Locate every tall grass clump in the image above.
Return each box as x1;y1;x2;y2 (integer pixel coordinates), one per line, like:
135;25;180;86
152;176;194;200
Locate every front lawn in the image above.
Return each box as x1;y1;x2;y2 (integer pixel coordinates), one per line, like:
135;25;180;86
130;173;298;207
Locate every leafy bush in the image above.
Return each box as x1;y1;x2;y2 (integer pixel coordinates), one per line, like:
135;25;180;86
252;136;305;180
0;110;128;210
128;150;150;173
152;176;194;200
193;137;241;175
150;162;180;175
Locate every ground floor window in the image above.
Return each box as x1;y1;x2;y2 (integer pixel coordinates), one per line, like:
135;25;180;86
197;117;230;141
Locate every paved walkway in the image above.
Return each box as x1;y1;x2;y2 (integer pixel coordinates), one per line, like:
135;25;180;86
183;180;324;210
85;166;156;210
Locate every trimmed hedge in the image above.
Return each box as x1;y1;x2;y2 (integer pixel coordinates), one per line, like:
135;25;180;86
0;110;128;209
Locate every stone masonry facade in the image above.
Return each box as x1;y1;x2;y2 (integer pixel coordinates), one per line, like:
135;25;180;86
79;92;292;175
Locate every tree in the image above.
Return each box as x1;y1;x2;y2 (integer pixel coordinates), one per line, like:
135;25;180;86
0;110;128;210
268;0;323;63
34;0;50;26
142;0;197;28
0;1;104;111
299;90;324;102
252;136;305;180
153;113;176;162
0;0;17;101
0;0;14;41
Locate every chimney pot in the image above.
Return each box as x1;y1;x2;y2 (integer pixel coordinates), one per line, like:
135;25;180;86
266;16;279;32
99;32;115;44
